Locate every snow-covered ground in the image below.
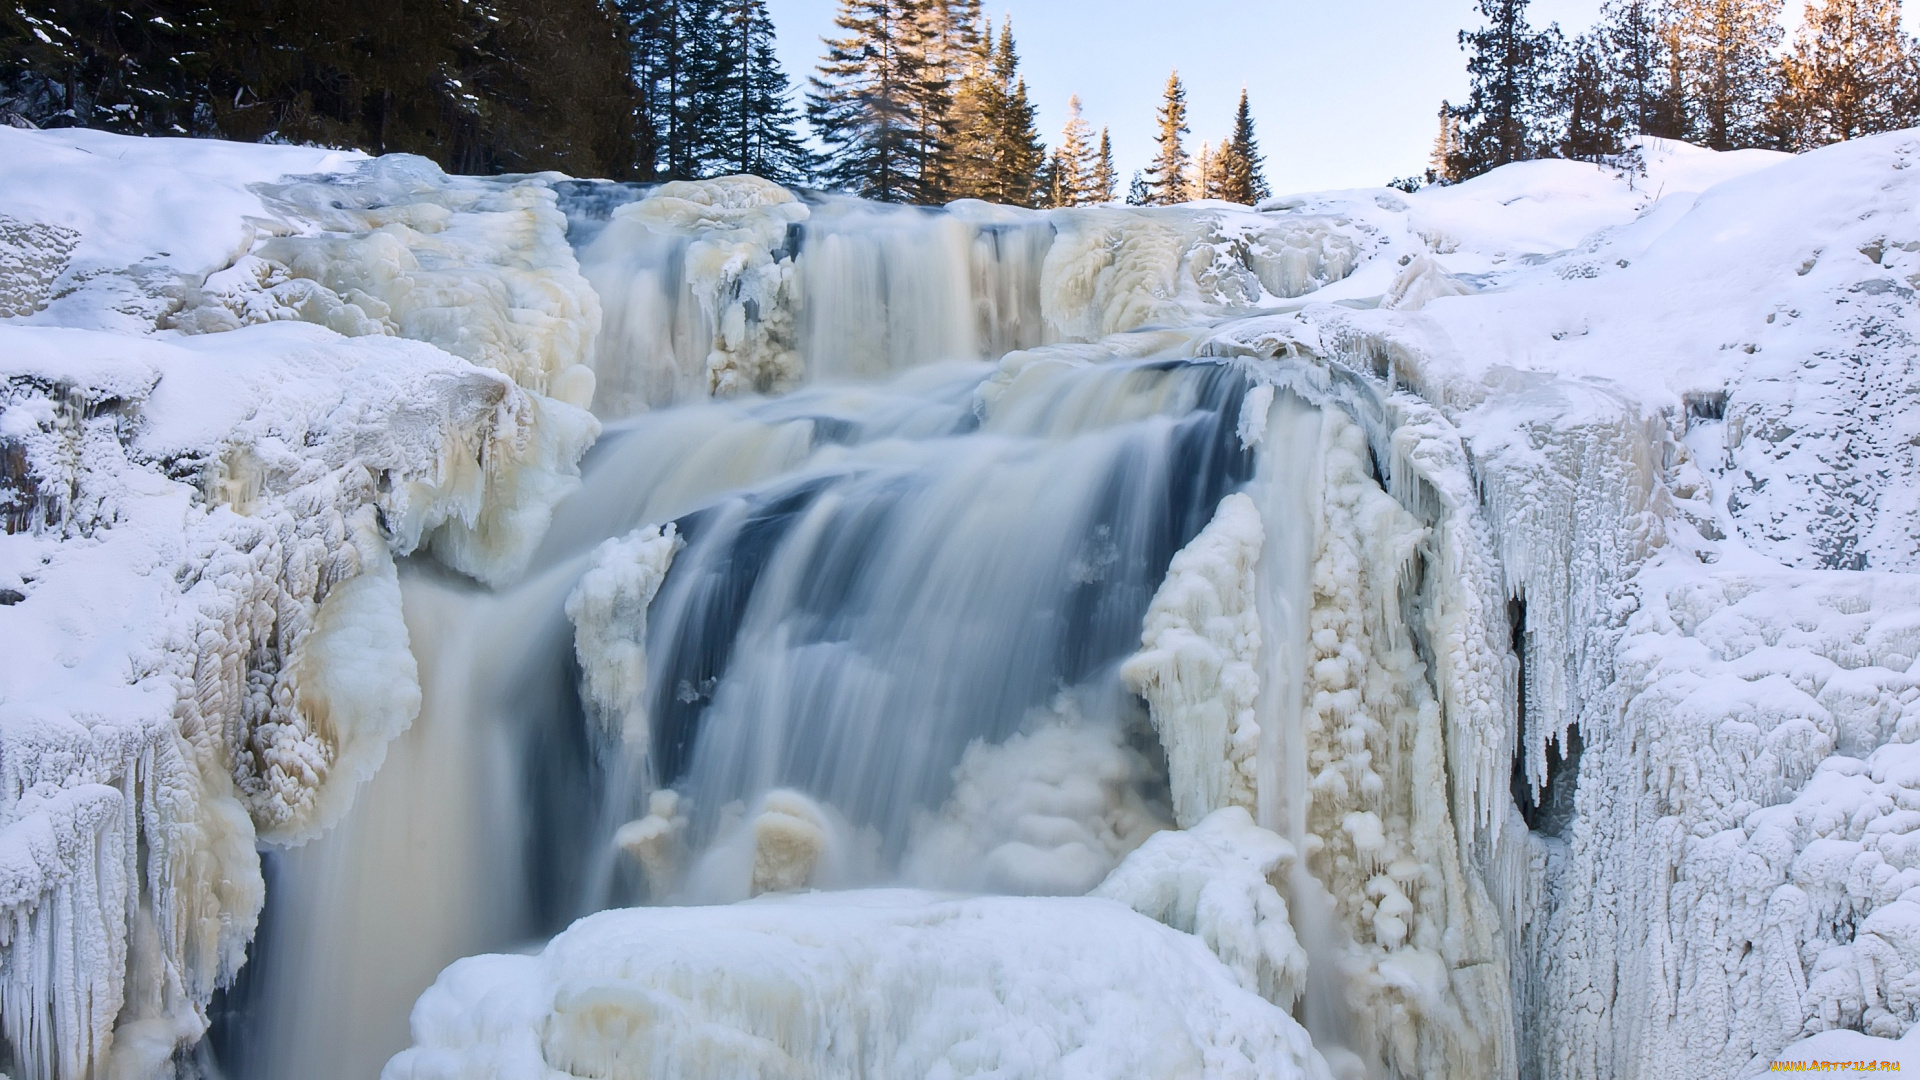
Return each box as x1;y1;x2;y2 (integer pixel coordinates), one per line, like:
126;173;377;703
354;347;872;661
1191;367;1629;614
4;124;1919;1080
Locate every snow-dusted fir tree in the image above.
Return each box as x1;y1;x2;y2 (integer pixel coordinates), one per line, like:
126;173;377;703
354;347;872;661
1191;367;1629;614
1448;0;1560;179
1771;0;1916;148
1145;70;1192;205
1048;94;1099;206
809;0;934;201
1126;170;1150;205
1665;0;1784;149
1216;88;1270;205
712;0;814;183
0;0;222;133
1091;128;1117;202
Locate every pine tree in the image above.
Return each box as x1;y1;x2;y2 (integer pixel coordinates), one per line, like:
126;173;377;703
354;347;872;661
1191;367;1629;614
1650;19;1693;138
1772;0;1914;149
1091;127;1117;202
1216;88;1270;205
1146;70;1191;204
711;0;813;182
1449;0;1560;180
1665;0;1784;149
1555;32;1626;159
1126;170;1151;205
809;0;933;202
1048;94;1098;206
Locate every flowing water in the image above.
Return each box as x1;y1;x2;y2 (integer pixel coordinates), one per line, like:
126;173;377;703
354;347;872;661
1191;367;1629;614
206;194;1357;1079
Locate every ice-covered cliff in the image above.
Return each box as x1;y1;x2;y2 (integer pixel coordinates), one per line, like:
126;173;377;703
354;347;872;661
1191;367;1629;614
4;123;1919;1080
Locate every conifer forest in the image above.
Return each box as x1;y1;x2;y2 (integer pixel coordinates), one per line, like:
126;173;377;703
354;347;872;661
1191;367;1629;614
7;0;1919;200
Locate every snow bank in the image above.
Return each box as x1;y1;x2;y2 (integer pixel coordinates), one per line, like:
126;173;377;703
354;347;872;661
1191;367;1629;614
384;889;1333;1080
0;127;605;1075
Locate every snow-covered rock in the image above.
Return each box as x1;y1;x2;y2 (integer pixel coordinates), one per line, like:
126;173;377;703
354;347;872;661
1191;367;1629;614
0;128;600;1076
383;889;1334;1080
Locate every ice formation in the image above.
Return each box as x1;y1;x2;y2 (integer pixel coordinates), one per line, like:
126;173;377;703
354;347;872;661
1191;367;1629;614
8;121;1920;1080
900;707;1168;896
384;890;1333;1080
566;524;682;746
0;129;600;1075
1122;491;1266;827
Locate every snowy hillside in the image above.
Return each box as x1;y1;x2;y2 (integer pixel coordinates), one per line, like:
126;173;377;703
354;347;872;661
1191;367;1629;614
2;125;1917;1080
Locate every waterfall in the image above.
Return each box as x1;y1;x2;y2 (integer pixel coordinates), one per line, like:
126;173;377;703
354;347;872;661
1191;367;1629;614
203;175;1511;1080
211;347;1278;1075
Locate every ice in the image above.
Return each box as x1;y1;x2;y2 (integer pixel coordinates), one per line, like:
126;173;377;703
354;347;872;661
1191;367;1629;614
900;708;1168;896
1122;491;1266;827
0;128;602;1074
1093;806;1309;1009
566;524;683;746
383;890;1334;1080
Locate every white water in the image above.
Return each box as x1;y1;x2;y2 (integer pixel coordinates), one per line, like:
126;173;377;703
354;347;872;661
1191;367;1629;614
208;185;1503;1080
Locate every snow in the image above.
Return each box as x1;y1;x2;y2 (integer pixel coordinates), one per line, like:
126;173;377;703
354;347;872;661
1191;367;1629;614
0;128;600;1075
7;116;1920;1080
383;889;1333;1080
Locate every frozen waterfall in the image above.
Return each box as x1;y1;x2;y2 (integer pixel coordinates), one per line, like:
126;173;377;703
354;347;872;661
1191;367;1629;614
14;127;1920;1080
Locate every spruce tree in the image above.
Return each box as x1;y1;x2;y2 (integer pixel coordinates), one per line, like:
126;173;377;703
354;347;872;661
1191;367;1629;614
937;15;1043;205
0;0;223;134
940;20;999;200
1665;0;1784;149
1217;88;1270;205
1049;94;1098;206
712;0;813;182
1145;70;1192;205
1091;128;1117;203
1555;32;1626;160
1772;0;1914;148
1126;170;1151;205
808;0;932;202
1428;101;1461;182
1449;0;1559;180
1597;0;1678;137
995;72;1047;206
913;0;985;201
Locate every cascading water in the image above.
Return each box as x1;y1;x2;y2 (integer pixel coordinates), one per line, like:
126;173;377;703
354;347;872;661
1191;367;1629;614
206;176;1508;1080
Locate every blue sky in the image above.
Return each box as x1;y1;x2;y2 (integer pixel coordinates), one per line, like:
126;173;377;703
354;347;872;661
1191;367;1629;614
764;0;1611;194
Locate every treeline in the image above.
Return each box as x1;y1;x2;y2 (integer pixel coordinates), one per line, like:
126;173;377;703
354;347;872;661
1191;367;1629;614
0;0;644;177
0;0;1275;205
1436;0;1920;184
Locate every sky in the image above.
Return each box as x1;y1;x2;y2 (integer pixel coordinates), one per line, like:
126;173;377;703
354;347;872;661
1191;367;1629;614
764;0;1611;194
